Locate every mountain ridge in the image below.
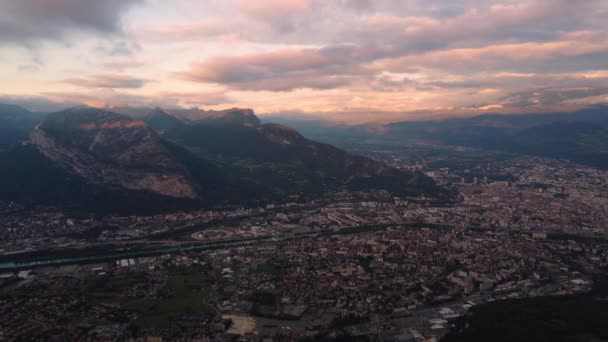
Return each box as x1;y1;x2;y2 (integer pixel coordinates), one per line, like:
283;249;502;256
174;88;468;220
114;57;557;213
0;104;446;213
142;107;441;198
265;105;608;168
0;103;41;150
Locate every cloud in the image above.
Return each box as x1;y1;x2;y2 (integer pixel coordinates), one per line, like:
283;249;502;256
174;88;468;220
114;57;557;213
174;0;607;94
101;60;145;71
158;91;233;107
95;40;141;57
2;0;608;122
238;0;312;33
37;89;232;110
0;0;142;44
238;0;312;20
178;29;608;93
138;0;602;49
335;0;603;65
379;31;608;74
17;64;40;72
502;87;608;108
178;47;369;91
0;94;82;112
0;91;231;115
65;74;147;89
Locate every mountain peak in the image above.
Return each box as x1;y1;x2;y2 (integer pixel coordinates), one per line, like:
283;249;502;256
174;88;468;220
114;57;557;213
39;106;136;127
144;107;186;134
177;107;260;126
149;107;179;118
36;107;148;146
201;107;260;126
0;103;39;149
0;103;33;119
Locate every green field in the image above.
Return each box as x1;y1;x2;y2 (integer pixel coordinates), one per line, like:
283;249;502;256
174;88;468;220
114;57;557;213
125;267;215;327
87;272;147;303
256;262;280;275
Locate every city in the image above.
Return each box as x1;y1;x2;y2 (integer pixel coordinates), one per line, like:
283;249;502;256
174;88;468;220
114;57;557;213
1;148;606;341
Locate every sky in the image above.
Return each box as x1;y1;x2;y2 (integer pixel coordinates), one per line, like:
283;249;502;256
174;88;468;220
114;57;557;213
0;0;607;123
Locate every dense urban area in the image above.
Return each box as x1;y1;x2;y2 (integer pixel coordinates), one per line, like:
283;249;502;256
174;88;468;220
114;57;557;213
1;146;607;341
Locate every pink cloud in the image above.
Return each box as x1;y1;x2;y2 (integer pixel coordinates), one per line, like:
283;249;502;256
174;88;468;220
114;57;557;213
380;31;608;73
238;0;311;18
178;48;367;91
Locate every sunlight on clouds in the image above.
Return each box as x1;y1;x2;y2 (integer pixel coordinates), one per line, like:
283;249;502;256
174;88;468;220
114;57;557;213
0;0;607;122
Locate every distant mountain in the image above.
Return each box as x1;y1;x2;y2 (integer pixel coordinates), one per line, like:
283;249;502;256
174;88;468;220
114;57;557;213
106;106;152;120
260;115;372;145
144;107;187;134
386;107;608;167
114;106;261;126
0;103;41;150
269;105;608;168
172;107;261;126
454;105;608;129
508;121;608;168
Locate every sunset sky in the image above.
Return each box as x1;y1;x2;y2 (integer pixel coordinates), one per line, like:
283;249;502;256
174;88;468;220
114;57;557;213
1;0;607;123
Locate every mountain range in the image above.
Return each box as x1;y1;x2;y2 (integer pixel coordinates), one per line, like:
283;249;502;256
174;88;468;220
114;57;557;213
267;105;608;168
0;104;443;214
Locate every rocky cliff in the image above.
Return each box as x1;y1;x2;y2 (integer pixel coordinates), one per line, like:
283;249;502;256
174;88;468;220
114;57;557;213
31;107;198;198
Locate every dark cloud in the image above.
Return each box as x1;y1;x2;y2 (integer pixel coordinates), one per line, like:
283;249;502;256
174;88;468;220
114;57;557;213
0;0;142;44
93;40;142;58
503;87;608;107
97;40;141;56
65;74;147;89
